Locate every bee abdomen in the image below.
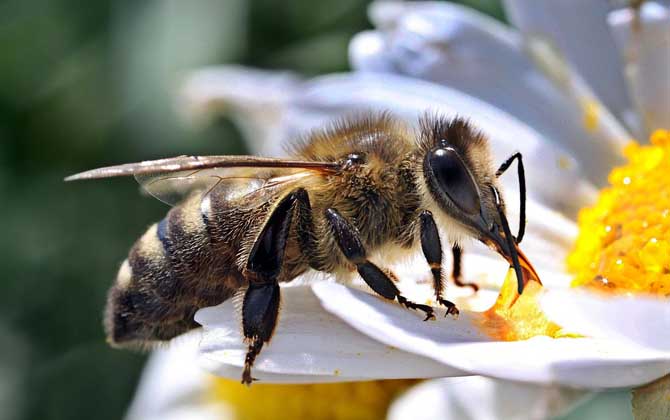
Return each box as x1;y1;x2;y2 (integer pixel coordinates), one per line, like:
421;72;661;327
105;193;243;348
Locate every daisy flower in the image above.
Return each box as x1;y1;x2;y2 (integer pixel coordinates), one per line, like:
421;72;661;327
129;0;670;418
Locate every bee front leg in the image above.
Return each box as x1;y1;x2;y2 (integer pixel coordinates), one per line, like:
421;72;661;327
451;244;479;292
325;208;436;321
496;152;526;243
419;210;460;316
241;192;297;385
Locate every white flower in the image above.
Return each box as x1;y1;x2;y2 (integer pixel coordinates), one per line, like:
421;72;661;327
132;0;670;418
126;331;590;420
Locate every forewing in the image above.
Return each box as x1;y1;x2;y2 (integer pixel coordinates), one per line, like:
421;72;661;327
65;155;339;206
65;155;338;180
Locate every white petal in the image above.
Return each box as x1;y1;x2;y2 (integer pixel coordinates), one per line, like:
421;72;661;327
348;30;395;72
542;290;670;353
125;332;229;420
354;2;627;184
502;0;634;129
608;2;670;134
388;376;590;420
195;285;462;382
313;282;670;388
291;72;597;216
179;65;300;154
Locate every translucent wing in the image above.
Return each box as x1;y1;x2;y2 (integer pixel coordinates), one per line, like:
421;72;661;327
65;155;338;206
135;166;315;206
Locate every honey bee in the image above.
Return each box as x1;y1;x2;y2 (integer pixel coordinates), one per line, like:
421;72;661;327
67;114;541;384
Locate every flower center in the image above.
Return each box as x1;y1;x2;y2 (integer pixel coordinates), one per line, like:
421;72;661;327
568;130;670;295
208;377;418;419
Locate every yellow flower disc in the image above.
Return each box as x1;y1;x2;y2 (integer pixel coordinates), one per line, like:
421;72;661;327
209;378;419;420
568;130;670;295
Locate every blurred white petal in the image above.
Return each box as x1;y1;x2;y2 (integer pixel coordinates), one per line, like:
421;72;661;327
388;376;589;420
348;30;395;72
502;0;634;130
180;65;300;153
354;1;627;184
522;35;634;160
125;332;228;420
313;282;670;388
542;290;670;352
609;2;670;134
195;285;462;382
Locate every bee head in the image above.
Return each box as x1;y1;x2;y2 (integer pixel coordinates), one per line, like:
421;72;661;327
419;116;539;291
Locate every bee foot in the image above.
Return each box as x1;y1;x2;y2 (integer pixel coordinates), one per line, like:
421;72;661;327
241;373;258;386
241;368;255;386
437;298;459;317
241;338;264;386
397;295;436;321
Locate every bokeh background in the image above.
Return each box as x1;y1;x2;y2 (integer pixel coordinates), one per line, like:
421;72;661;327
0;1;631;419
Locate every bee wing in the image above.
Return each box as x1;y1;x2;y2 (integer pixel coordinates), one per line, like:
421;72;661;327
65;155;339;180
135;167;318;206
65;155;339;206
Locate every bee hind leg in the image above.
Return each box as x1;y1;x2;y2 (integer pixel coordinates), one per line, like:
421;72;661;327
419;210;461;316
241;191;297;385
241;283;280;385
325;208;436;321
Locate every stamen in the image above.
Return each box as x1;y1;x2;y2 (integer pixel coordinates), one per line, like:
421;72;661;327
568;130;670;295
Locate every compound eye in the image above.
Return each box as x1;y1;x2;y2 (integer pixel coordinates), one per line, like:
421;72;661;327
428;147;481;215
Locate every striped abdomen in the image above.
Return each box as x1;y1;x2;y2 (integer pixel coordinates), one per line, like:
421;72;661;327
105;191;249;347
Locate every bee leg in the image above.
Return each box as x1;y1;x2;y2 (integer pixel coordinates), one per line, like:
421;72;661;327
419;211;460;316
451;244;479;292
241;283;280;385
325;208;436;321
496;152;526;243
241;192;296;385
292;188;325;271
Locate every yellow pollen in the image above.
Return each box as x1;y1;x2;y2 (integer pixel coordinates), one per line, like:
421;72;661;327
582;99;600;132
568;130;670;296
208;378;418;420
481;269;563;341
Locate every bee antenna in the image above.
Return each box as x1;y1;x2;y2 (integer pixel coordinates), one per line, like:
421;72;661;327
492;186;525;295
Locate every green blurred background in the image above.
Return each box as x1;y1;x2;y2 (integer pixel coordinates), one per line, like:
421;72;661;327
0;1;631;419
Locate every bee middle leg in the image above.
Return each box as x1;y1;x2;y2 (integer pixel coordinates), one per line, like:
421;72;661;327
241;191;297;385
419;211;460;316
325;208;436;321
